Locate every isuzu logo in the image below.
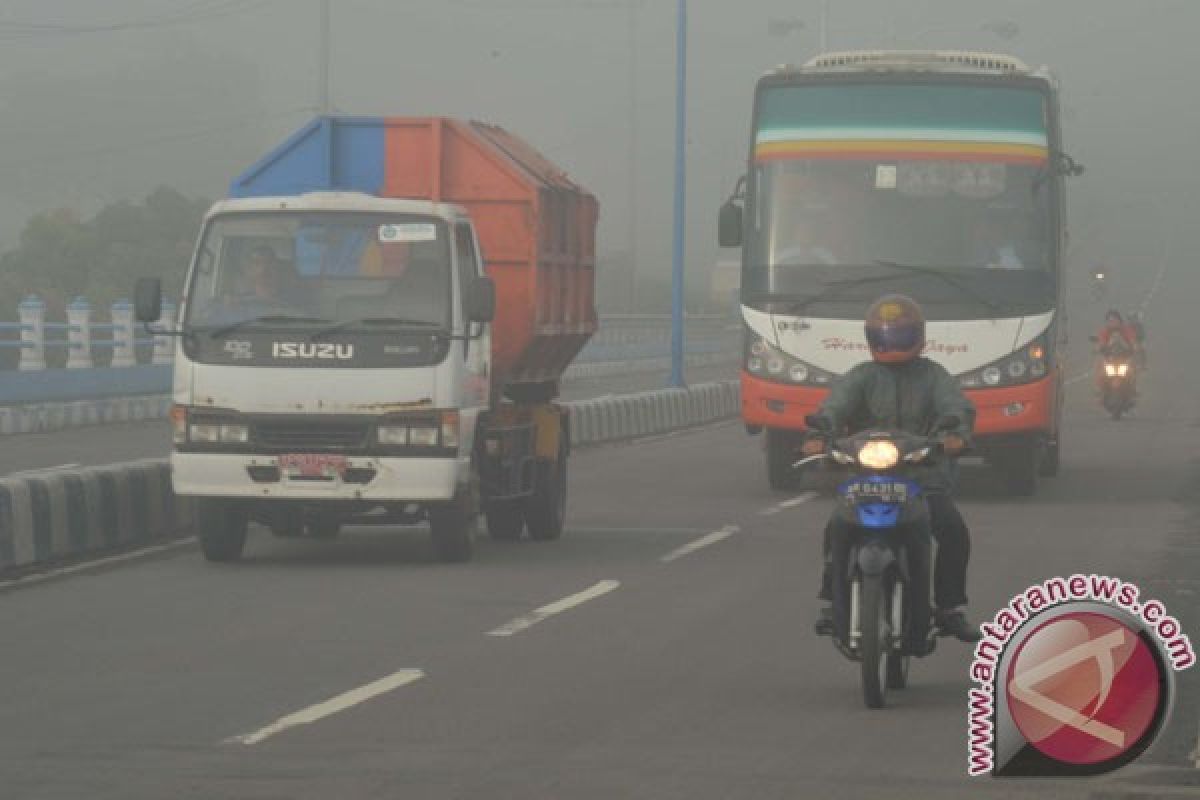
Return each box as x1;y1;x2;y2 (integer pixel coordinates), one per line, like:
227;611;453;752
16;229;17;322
272;342;355;360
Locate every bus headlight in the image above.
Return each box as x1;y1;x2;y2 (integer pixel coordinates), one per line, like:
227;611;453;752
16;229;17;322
744;329;835;386
960;335;1050;388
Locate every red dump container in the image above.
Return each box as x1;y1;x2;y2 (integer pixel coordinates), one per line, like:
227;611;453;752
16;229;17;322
231;116;598;394
385;119;598;391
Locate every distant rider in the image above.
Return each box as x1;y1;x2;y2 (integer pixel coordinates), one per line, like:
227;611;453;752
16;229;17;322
1094;309;1141;391
803;295;981;643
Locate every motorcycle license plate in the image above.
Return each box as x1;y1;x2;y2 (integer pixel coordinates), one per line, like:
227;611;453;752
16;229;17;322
278;454;348;478
845;480;909;504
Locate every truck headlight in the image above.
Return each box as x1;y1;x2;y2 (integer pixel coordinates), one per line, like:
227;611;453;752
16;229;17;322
219;424;249;443
440;411;460;449
408;425;439;447
189;423;221;443
378;425;409;445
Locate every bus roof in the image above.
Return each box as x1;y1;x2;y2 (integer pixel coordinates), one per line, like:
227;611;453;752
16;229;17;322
765;50;1052;82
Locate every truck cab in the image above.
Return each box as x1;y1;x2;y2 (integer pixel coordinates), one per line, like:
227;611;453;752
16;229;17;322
137;116;596;564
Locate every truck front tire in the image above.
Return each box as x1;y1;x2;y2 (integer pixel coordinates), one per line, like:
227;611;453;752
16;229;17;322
196;499;248;563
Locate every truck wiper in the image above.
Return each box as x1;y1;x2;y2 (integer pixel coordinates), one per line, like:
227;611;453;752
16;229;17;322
208;315;331;338
308;316;444;341
872;260;1007;316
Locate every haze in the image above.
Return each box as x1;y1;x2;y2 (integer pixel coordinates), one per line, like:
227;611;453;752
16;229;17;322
1;0;1198;310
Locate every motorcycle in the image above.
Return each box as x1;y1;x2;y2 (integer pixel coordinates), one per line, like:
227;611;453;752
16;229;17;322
1090;336;1137;420
1091;270;1109;302
798;416;958;709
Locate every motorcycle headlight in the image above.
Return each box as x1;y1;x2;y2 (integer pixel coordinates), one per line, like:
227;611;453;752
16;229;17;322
858;440;899;470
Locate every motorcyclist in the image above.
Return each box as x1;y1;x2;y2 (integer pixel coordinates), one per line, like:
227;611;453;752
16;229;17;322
1093;309;1141;391
804;295;981;643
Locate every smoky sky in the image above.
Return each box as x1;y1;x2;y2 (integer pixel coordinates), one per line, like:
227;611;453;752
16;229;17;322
1;0;1199;306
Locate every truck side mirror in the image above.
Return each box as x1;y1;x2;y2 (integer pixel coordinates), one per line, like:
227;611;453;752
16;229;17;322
718;199;743;248
467;275;495;323
134;278;163;323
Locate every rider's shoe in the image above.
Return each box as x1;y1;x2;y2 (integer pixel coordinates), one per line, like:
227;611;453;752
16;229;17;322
814;603;834;636
935;607;981;643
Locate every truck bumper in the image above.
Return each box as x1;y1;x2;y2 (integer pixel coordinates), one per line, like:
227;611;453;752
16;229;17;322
170;452;467;502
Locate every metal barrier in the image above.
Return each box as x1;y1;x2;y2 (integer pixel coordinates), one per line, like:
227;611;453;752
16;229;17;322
0;294;738;406
0;295;174;371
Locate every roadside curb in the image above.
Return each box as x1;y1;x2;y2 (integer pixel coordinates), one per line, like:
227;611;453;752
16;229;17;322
0;460;191;574
0;395;172;436
565;380;740;447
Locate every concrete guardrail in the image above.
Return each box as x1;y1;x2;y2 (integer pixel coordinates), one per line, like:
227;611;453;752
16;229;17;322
0;381;739;575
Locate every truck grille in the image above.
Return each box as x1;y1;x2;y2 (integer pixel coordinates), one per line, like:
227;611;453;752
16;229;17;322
254;421;369;451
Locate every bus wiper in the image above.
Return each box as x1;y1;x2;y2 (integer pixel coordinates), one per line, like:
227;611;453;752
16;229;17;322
209;315;331;338
308;316;443;341
773;273;907;316
872;260;1007;316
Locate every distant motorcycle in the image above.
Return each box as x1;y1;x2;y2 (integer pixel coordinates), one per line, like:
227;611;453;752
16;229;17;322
798;416;960;709
1090;336;1137;419
1090;270;1109;301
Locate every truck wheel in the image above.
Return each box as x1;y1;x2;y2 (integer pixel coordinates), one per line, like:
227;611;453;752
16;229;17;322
485;501;525;541
526;449;567;542
196;499;248;563
766;429;802;491
429;504;473;563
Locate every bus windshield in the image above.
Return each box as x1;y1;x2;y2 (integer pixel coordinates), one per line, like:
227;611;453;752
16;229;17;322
748;82;1054;299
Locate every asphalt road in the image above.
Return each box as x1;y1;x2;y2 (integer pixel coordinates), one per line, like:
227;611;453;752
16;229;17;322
0;319;1196;798
0;360;739;477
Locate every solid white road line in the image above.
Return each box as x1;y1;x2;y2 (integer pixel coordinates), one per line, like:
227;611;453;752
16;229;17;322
225;668;426;746
660;525;739;563
759;491;818;516
0;538;197;591
487;580;621;637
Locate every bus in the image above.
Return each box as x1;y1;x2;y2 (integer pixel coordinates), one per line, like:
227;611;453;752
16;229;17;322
718;51;1083;495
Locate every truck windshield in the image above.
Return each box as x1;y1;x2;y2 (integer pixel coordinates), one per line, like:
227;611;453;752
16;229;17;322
748;83;1054;298
184;212;452;333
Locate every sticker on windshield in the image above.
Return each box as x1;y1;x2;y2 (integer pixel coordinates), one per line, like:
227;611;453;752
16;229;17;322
379;223;437;243
874;164;897;190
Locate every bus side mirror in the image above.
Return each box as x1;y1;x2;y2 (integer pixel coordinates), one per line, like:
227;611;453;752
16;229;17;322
467;276;495;323
718;200;743;248
134;278;163;323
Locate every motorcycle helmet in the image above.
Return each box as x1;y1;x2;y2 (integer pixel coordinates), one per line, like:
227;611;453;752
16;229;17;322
865;294;925;364
1105;308;1123;324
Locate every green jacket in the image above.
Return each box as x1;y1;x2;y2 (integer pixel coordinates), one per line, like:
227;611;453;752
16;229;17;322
812;357;976;491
